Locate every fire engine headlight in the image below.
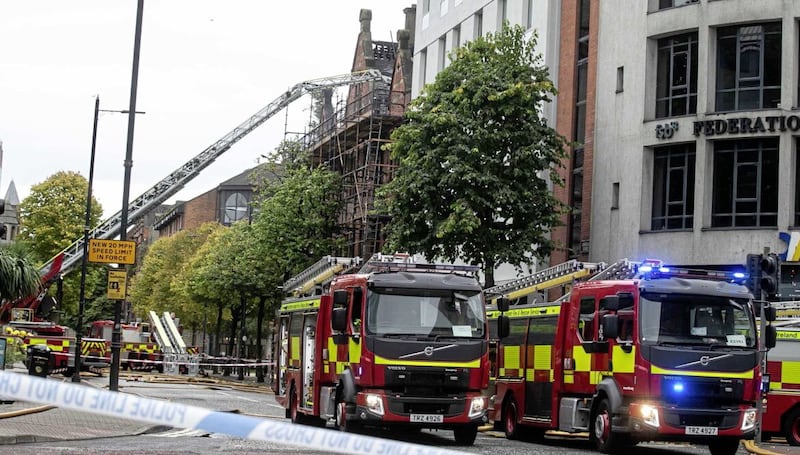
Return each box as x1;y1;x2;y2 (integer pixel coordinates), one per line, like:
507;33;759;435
365;393;384;416
639;404;660;428
741;409;757;432
468;396;487;418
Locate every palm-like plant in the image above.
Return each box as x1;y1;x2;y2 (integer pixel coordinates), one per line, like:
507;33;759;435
0;248;41;302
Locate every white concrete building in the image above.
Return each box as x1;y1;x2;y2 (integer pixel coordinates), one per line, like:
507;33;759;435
592;0;800;278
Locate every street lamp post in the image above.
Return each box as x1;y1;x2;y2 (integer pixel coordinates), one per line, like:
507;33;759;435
73;97;145;384
110;0;144;392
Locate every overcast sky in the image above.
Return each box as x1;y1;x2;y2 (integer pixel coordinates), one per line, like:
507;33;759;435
0;1;412;217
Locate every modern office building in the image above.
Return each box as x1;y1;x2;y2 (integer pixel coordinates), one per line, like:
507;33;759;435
588;0;800;285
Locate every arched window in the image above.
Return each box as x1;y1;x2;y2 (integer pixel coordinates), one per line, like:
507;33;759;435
224;192;249;224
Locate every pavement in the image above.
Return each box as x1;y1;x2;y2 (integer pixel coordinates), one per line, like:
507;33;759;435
0;364;795;454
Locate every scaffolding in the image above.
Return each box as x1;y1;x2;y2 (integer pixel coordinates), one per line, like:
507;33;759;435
300;73;407;260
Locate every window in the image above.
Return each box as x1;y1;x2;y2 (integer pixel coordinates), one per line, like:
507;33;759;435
578;297;596;341
658;0;698;9
569;0;590;258
223;192;249;224
452;24;461;50
716;23;781;112
616;66;624;93
525;0;534;30
474;9;483;38
656;33;698;118
795;139;800;225
438;36;447;71
419;48;427;87
712;138;778;227
612;182;620;210
497;0;507;28
440;0;448;16
652;144;695;230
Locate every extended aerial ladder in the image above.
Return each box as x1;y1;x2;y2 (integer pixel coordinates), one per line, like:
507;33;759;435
38;69;389;278
3;70;388;323
484;259;606;305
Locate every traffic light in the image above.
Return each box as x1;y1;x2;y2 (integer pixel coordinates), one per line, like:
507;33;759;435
760;253;781;301
745;253;762;298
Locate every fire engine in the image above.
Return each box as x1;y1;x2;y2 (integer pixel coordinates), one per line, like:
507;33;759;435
487;259;776;455
273;254;496;445
761;310;800;445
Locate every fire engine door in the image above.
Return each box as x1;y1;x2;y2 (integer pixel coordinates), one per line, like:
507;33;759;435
278;317;288;396
301;315;317;408
524;315;556;419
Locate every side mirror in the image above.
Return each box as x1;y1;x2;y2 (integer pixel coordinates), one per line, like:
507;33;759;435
599;296;619;311
332;307;347;332
764;325;777;349
602;314;619;340
497;315;510;339
333;290;348;306
496;297;510;313
763;305;777;322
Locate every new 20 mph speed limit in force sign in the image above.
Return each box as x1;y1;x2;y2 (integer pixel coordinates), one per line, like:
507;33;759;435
88;239;136;265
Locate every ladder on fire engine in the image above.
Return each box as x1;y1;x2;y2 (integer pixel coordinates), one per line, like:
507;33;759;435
484;259;605;304
283;256;363;298
37;70;390;278
358;253;481;275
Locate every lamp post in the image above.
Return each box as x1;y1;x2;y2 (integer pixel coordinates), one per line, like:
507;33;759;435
110;0;144;392
73;97;144;384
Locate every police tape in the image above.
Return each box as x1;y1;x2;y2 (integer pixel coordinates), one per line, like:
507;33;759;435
31;351;275;368
0;371;470;455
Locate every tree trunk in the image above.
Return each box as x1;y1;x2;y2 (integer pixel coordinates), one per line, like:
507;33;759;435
484;257;496;288
255;295;265;382
214;302;224;357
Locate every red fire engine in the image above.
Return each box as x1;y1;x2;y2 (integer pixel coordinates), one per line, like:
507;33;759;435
761;316;800;445
273;254;497;445
488;259;776;455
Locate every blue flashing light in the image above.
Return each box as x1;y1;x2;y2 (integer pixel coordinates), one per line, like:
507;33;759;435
672;382;685;393
640;265;653;273
659;267;670;273
733;272;745;279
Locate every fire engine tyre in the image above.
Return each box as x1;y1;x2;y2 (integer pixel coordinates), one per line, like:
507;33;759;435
784;408;800;446
289;387;302;424
453;425;478;445
335;401;360;433
504;399;520;440
707;439;741;455
590;398;627;454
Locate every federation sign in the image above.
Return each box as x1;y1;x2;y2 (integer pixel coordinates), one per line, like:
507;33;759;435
88;239;136;265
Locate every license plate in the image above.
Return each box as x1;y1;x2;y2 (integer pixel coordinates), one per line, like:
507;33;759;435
410;414;444;423
685;426;718;436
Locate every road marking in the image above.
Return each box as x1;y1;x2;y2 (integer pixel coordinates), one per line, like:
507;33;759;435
217;390;260;403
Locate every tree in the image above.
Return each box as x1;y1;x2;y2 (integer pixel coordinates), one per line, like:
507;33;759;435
18;171;103;264
376;24;569;287
16;171;104;323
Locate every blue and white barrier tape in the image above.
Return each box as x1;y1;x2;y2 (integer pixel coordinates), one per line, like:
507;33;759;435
0;371;470;455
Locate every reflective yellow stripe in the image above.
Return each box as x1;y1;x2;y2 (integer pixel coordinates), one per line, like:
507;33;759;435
290;337;300;361
374;355;480;368
533;345;551;370
573;347;590;372
348;339;360;364
504;345;520;370
651;365;754;379
611;345;635;373
782;360;800;384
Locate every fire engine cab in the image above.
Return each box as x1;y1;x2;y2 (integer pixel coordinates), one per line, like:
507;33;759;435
489;259;777;455
273;254;496;445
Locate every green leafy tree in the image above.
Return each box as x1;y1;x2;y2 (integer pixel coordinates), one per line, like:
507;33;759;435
18;171;103;264
16;171;104;323
0;247;41;302
376;24;568;287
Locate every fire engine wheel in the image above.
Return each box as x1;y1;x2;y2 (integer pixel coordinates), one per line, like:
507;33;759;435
504;399;519;440
289;387;301;424
707;439;741;455
784;408;800;446
335;401;360;433
453;425;478;445
590;398;625;454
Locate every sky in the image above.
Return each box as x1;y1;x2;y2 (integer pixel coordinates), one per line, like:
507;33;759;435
0;1;413;217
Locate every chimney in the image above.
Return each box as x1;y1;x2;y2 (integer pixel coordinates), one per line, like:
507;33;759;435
404;6;417;51
360;9;371;33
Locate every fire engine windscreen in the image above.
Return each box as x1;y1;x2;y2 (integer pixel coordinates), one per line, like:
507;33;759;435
365;289;485;338
638;294;756;348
